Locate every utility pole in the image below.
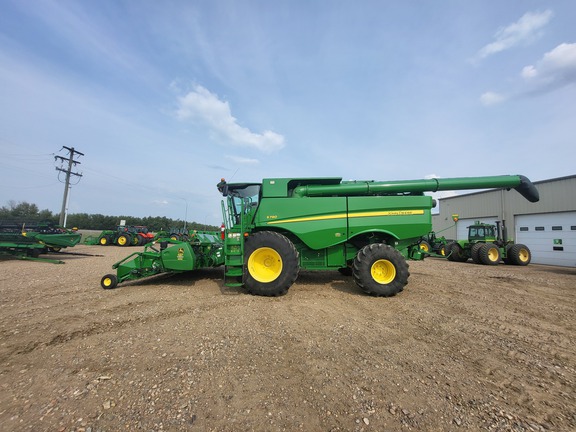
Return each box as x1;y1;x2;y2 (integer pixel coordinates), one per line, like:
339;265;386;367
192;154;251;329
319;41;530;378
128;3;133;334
55;146;84;226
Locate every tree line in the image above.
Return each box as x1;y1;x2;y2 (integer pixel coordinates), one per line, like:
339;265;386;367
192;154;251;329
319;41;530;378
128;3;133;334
0;201;219;232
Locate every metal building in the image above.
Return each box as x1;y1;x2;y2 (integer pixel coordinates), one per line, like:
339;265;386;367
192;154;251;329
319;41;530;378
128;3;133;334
431;175;576;267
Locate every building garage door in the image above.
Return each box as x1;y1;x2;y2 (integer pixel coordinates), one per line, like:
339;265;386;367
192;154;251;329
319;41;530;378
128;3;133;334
456;217;499;240
515;212;576;267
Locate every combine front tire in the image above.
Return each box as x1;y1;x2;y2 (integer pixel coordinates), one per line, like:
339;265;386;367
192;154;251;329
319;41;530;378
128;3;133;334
99;235;111;246
101;274;118;289
353;244;409;297
508;244;531;266
244;231;299;296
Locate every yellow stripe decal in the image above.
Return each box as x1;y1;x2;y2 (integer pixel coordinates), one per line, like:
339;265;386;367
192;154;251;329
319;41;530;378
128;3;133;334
266;209;424;225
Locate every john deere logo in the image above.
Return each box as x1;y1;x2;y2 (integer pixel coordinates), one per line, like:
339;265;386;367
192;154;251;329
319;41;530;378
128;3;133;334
177;247;185;260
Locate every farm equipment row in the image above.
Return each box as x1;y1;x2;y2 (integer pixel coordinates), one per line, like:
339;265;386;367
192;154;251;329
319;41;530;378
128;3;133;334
100;173;540;297
0;221;82;262
84;225;155;246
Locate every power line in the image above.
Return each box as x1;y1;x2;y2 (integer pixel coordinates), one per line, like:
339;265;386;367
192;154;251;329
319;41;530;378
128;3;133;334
55;146;84;226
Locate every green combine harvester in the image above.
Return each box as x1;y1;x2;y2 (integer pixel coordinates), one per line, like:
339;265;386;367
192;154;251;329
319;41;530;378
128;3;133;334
101;174;539;295
0;221;82;262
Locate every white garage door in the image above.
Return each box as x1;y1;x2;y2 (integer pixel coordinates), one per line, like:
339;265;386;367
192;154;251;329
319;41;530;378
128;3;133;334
456;217;499;240
515;212;576;267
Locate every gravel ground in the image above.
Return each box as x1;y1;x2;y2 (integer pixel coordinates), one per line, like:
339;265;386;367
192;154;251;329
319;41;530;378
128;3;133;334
0;243;575;432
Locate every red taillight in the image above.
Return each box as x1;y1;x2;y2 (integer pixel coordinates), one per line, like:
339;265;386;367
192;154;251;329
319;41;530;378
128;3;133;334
220;223;225;240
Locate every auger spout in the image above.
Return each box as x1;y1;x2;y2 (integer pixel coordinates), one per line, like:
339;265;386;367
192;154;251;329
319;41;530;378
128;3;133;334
292;174;539;202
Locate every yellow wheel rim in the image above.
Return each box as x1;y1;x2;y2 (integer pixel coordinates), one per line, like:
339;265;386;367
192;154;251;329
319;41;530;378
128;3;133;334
487;247;499;262
519;248;529;262
100;238;107;245
248;247;283;283
102;277;113;287
420;243;430;252
118;236;127;245
371;259;396;284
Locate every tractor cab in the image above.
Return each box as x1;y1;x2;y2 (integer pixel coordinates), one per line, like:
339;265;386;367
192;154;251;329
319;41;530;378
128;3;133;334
468;222;497;243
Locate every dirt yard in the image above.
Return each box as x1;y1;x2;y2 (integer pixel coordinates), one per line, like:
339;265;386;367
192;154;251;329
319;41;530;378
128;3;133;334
0;243;574;432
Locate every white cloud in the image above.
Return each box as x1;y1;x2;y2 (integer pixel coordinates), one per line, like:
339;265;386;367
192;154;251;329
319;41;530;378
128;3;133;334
481;43;576;105
480;91;507;106
475;10;553;60
176;85;285;153
521;42;576;88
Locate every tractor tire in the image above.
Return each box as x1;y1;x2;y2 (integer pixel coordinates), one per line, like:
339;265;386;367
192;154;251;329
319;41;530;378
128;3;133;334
445;242;456;261
132;235;142;246
116;234;131;246
471;243;484;264
419;240;431;256
244;231;299;296
101;274;118;289
438;243;448;256
353;243;409;297
99;235;110;246
508;244;531;266
479;243;501;265
449;243;468;262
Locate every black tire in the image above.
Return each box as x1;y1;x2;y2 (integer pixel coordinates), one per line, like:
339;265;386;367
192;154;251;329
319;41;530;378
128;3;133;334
449;243;468;262
101;274;118;289
438;244;448;256
116;234;131;246
471;243;484;264
244;231;299;296
479;243;501;265
99;235;109;246
419;240;431;256
353;244;409;297
445;242;456;261
28;248;41;258
508;244;531;266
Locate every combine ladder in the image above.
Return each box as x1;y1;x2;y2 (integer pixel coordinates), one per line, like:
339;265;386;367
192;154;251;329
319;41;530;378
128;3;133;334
221;201;245;288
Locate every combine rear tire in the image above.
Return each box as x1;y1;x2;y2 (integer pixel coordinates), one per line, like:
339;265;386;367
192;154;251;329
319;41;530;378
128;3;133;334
244;231;299;296
353;244;409;297
508;244;531;266
101;274;118;289
479;243;501;265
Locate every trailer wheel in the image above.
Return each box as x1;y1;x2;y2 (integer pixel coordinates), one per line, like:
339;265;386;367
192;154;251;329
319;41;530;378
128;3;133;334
471;243;484;264
508;244;531;266
353;244;409;297
480;243;501;265
244;231;299;296
101;274;118;289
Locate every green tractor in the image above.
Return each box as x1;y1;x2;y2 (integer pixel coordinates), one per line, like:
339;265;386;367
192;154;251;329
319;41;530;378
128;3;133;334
446;220;531;266
217;174;540;297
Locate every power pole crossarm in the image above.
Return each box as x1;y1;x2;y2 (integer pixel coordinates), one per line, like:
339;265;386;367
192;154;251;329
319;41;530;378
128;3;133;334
55;147;84;226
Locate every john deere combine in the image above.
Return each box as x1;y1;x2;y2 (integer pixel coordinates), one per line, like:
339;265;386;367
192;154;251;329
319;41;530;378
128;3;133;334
101;174;539;296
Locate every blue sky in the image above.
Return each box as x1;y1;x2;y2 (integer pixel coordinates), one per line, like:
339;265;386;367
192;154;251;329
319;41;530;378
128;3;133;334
1;0;575;226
